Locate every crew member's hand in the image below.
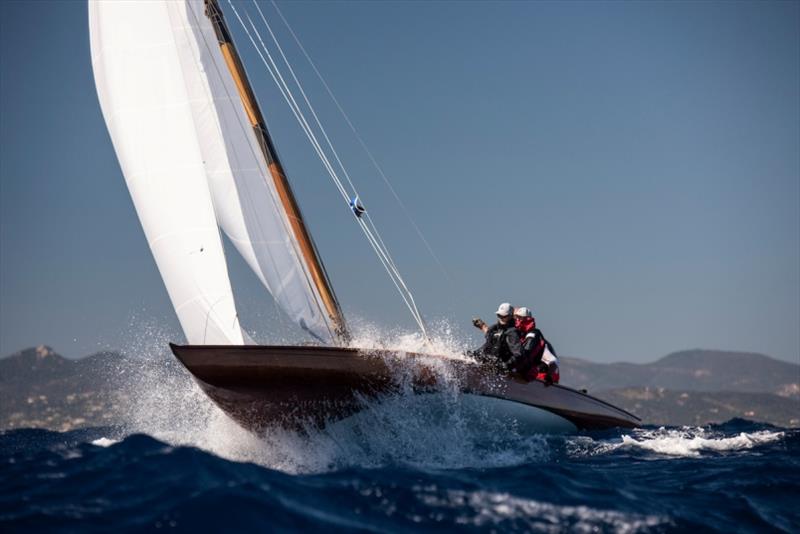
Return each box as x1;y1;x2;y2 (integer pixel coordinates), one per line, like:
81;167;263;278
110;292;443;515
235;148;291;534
472;317;487;332
540;363;555;386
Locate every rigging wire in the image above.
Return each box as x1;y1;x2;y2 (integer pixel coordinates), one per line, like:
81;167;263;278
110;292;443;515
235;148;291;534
237;10;349;202
236;8;411;303
245;6;429;337
252;2;411;291
268;0;452;283
251;2;410;284
242;10;427;337
226;0;430;340
252;1;359;200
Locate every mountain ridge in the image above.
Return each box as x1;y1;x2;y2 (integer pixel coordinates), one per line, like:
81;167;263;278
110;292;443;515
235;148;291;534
2;346;798;396
561;349;798;396
1;345;797;430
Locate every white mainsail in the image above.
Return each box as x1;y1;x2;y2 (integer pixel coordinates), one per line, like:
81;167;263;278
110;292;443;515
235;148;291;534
90;0;340;344
90;0;245;345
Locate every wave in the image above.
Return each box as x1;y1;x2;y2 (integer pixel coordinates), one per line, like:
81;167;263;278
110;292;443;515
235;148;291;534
566;421;789;459
4;424;797;532
614;427;785;457
0;430;673;532
417;490;671;532
90;437;118;448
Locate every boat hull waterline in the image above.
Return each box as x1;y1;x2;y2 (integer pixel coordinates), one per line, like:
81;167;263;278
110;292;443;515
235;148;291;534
169;344;641;432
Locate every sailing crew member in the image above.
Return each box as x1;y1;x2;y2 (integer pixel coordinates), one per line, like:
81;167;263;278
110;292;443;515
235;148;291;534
512;307;560;385
471;302;522;367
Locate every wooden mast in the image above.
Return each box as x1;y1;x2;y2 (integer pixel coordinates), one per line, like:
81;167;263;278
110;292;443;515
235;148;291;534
203;0;348;341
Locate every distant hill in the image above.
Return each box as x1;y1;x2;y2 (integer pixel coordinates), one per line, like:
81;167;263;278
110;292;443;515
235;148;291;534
0;346;128;431
1;346;798;430
599;388;799;428
0;346;70;382
563;350;799;397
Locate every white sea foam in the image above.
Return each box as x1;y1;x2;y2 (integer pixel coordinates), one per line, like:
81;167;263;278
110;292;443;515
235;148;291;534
347;316;475;362
616;428;784;457
90;437;118;448
569;426;785;459
106;316;548;474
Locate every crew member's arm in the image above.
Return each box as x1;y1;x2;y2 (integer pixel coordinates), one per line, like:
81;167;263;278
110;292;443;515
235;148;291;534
475;324;495;355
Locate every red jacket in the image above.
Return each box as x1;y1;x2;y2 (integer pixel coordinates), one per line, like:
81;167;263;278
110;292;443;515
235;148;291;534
514;316;560;383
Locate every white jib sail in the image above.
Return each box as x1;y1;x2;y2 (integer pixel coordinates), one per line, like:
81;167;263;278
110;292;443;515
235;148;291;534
166;0;337;343
89;0;246;345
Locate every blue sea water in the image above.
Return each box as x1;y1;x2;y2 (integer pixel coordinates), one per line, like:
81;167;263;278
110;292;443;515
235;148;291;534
1;419;798;533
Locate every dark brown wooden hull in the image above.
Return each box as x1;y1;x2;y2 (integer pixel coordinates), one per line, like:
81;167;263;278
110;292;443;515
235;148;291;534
169;343;640;432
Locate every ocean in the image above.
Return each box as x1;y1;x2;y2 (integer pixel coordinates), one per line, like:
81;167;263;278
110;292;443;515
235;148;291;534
2;419;797;532
2;329;799;532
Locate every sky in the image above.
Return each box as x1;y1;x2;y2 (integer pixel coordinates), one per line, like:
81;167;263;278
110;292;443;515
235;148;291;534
0;0;798;364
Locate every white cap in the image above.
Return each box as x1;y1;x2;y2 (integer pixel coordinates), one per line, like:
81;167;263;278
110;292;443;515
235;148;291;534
514;306;531;318
495;302;513;317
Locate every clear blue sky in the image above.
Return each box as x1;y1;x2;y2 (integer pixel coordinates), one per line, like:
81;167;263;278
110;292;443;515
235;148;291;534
1;1;798;364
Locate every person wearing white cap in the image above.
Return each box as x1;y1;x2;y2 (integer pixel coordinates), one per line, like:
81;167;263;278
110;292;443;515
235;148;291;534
470;302;522;366
510;306;560;385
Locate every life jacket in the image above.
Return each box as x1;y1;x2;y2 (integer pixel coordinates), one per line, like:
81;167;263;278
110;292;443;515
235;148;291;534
518;322;559;383
523;330;546;362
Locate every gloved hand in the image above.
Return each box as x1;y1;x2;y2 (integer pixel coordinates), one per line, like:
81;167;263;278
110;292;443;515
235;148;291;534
472;317;486;329
536;362;553;386
538;362;553;386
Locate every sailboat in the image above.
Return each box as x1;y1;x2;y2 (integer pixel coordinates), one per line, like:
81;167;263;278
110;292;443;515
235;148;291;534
89;0;639;433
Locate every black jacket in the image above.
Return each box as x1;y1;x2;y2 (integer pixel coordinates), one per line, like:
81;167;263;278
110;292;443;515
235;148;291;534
479;322;522;365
